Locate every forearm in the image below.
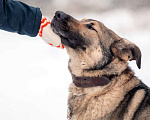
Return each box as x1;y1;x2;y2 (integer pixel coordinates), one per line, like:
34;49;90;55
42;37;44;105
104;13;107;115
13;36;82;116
0;0;42;37
0;0;63;48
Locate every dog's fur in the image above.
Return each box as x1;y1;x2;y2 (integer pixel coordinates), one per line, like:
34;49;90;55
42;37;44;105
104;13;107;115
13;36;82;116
51;11;150;120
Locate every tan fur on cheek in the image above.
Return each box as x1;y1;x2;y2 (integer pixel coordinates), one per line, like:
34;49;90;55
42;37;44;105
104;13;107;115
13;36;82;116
81;46;103;69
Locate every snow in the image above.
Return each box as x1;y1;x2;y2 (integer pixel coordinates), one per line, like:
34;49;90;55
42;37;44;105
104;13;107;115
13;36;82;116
0;31;70;120
0;9;150;120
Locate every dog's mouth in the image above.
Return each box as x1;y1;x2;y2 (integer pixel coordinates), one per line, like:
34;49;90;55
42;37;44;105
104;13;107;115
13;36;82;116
51;11;85;49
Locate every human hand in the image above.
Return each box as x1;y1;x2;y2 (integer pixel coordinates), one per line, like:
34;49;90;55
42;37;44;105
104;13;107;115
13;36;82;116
38;17;64;49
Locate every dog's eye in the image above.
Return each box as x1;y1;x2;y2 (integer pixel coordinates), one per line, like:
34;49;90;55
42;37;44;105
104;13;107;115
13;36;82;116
86;23;95;31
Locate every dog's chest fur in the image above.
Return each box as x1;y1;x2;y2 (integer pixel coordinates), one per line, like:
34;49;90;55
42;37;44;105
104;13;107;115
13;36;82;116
67;69;146;120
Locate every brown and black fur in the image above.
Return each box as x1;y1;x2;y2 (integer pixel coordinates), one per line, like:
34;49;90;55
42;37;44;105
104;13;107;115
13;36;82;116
51;11;150;120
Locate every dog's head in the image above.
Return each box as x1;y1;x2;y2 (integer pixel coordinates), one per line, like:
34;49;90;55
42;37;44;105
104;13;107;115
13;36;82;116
51;11;141;74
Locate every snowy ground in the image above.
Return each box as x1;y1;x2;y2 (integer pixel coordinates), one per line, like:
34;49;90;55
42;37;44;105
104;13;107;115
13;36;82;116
0;9;150;120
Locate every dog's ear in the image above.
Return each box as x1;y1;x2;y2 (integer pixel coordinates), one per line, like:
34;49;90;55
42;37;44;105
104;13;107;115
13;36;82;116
111;39;141;69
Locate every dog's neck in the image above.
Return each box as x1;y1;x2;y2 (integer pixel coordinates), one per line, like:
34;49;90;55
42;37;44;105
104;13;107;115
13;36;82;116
69;58;129;88
69;57;128;78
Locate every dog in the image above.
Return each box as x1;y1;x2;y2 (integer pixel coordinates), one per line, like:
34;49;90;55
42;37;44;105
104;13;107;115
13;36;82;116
51;11;150;120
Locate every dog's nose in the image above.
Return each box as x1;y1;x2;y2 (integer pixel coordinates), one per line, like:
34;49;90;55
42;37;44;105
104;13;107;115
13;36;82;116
55;11;68;19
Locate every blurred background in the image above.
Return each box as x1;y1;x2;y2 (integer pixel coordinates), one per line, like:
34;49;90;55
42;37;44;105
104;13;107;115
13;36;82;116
0;0;150;120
